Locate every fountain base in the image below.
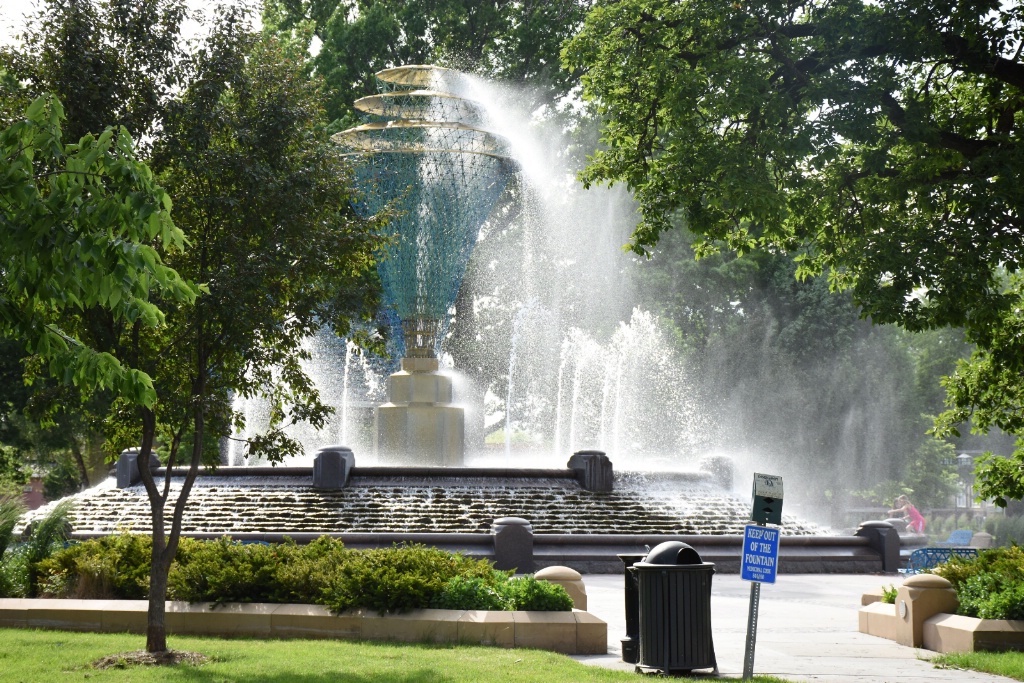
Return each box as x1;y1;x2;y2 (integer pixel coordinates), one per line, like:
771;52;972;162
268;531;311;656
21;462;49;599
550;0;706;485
376;357;464;466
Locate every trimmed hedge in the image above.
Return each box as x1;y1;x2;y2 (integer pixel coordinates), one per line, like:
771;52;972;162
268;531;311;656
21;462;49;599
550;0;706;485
35;534;574;613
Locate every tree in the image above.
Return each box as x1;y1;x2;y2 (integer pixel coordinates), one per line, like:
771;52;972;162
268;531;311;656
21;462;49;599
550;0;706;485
264;0;592;128
564;0;1024;500
100;12;385;652
5;0;386;653
0;94;194;404
1;0;191;492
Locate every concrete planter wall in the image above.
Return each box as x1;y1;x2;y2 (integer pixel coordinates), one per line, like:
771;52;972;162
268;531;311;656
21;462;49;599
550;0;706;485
0;598;607;655
858;575;1024;653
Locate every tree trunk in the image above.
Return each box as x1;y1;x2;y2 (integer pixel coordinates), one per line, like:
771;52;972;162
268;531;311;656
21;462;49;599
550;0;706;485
136;407;171;653
146;537;171;653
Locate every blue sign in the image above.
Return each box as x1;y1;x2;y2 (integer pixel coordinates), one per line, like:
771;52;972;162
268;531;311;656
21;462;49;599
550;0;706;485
741;524;780;584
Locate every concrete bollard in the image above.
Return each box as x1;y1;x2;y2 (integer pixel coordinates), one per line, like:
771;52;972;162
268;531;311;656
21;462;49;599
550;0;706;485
699;454;734;491
492;517;534;572
313;446;355;489
567;450;614;492
535;565;587;610
855;520;900;573
895;574;959;648
115;448;160;488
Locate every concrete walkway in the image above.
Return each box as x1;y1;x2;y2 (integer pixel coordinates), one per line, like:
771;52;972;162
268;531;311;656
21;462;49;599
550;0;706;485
573;573;1015;682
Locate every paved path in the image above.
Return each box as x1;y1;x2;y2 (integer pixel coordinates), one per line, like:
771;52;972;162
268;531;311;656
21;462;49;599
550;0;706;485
573;573;1014;682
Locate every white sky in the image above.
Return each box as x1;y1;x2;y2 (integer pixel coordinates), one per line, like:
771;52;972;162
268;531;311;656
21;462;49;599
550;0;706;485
0;0;36;45
0;0;254;47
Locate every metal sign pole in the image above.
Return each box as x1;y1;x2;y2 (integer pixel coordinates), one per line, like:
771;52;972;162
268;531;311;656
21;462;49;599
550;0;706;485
742;539;762;681
743;580;760;680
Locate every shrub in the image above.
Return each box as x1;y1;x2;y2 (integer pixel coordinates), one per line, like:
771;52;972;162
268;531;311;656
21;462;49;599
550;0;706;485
931;546;1024;620
881;584;897;604
168;537;282;604
323;544;499;614
432;576;512;611
431;574;573;612
506;576;574;611
36;533;152;599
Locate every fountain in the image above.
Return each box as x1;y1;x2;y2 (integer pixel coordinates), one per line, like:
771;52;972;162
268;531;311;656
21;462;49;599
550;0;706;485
17;65;917;576
332;65;519;466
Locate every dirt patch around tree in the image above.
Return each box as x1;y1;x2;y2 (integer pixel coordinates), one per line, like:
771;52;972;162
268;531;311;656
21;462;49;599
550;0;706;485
93;650;209;669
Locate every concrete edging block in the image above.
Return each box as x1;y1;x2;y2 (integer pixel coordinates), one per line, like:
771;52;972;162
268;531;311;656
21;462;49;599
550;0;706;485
166;601;274;637
573;609;608;654
924;613;1024;653
0;598;605;654
512;610;578;653
358;608;462;643
458;610;515;647
858;601;900;642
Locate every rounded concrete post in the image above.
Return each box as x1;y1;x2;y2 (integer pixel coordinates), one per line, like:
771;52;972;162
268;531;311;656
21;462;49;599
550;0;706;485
895;574;959;648
492;517;534;572
535;565;587;610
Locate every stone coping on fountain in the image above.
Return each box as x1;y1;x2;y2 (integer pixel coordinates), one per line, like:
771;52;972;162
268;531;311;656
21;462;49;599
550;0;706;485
0;599;607;655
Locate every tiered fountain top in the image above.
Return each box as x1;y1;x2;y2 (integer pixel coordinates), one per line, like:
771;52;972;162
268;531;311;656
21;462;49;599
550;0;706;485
332;65;518;358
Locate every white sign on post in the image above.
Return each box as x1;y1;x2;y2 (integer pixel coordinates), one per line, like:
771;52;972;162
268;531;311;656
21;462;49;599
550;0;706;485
752;473;783;498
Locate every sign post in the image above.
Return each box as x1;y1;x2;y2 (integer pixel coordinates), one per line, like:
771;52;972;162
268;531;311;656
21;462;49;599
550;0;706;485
742;473;783;681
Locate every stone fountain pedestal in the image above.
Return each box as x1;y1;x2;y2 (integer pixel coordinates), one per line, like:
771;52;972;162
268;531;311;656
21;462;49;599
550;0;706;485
375;357;464;466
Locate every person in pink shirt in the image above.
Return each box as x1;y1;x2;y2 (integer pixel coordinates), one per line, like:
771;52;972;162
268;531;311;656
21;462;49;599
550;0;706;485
888;495;926;534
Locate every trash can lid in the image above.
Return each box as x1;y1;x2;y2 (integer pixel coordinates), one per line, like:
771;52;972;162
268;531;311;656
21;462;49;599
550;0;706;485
643;541;703;565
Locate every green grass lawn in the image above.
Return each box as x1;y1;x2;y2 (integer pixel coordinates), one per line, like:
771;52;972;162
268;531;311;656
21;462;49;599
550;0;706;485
0;628;794;682
933;650;1024;681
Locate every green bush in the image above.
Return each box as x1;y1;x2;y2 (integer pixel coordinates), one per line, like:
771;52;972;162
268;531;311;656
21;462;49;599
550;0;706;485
33;535;574;614
432;576;512;610
323;544;499;614
506;576;574;611
881;584;897;604
36;533;152;599
169;537;282;604
931;546;1024;620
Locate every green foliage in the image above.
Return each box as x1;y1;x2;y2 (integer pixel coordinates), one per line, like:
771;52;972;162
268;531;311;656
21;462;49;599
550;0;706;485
881;584;897;604
431;575;573;612
505;576;575;612
263;0;591;127
23;500;73;597
566;0;1024;504
168;538;296;604
34;536;565;614
324;544;499;614
989;516;1024;547
931;546;1024;620
432;575;512;611
0;496;23;559
0;95;196;408
856;435;960;511
35;534;152;599
958;577;1024;621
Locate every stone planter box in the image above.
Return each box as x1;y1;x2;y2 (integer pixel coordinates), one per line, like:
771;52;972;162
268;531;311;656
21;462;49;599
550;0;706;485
858;575;1024;653
0;599;606;655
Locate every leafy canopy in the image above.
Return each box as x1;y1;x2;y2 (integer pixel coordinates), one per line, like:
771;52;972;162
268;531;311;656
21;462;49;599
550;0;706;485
0;95;195;407
565;0;1024;502
564;0;1024;332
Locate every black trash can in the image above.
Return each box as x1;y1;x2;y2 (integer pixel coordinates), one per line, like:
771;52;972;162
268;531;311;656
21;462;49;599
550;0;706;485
617;552;646;664
632;541;717;675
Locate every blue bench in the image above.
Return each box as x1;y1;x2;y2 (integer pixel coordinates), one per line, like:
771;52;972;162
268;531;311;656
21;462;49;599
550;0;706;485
935;529;973;547
900;547;978;575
